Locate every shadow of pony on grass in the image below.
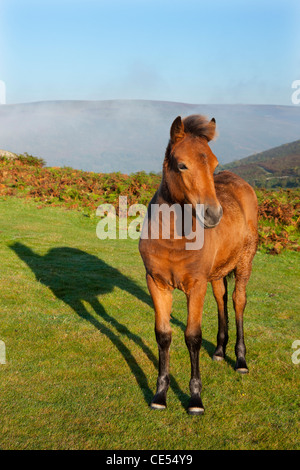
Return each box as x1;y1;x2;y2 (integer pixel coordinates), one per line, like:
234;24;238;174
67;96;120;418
11;242;191;408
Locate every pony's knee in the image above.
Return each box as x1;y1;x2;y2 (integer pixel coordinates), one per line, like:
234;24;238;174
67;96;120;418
155;329;172;350
185;328;202;351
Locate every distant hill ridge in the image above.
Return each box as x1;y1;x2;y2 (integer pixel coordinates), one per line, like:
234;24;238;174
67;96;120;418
217;140;300;188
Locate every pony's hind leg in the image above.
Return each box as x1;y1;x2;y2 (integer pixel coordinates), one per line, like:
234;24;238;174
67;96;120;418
146;274;173;410
232;268;251;374
211;277;228;361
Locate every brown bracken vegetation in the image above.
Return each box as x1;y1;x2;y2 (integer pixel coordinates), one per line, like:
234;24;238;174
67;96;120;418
0;154;299;254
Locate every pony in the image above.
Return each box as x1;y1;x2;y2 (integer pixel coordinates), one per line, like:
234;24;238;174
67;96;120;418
139;115;258;415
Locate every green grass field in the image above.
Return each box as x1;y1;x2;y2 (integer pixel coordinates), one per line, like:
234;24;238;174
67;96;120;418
0;197;299;450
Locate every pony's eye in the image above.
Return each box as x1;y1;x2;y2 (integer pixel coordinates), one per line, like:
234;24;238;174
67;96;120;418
178;162;188;171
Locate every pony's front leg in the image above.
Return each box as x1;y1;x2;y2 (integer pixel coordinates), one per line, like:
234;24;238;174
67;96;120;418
146;274;173;410
185;281;207;415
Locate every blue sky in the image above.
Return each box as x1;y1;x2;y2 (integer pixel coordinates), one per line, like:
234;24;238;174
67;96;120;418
0;0;299;105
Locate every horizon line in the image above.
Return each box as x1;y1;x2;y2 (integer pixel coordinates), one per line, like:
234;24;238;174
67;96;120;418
0;98;298;108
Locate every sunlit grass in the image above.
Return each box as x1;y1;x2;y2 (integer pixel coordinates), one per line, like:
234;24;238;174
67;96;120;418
0;197;299;449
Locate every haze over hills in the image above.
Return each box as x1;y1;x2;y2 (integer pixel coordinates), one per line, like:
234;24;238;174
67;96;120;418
0;100;300;173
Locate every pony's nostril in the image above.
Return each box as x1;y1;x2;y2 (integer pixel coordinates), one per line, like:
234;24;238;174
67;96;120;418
205;206;217;219
204;204;223;227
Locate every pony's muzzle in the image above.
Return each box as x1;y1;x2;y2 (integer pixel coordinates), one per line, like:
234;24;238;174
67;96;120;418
203;204;223;228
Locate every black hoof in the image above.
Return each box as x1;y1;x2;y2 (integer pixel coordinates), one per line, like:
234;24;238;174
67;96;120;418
213;354;224;362
150;402;166;410
150;393;167;410
188;406;205;416
235;358;249;374
188;396;204;416
236;367;249;374
213;345;226;361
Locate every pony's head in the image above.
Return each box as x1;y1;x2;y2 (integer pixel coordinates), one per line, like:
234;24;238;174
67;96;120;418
163;114;223;228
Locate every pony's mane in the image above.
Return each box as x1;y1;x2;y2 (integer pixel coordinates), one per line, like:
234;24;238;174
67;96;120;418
182;114;216;141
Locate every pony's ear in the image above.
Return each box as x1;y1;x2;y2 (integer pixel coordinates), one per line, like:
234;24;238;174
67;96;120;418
170;116;185;143
204;118;217;142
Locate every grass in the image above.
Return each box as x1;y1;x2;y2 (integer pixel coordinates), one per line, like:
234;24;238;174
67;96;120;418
0;196;299;450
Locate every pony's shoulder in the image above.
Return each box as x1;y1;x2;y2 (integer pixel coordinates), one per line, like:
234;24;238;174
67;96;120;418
214;170;255;192
214;171;257;214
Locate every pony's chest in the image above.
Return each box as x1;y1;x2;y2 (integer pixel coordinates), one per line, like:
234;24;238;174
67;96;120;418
139;238;208;292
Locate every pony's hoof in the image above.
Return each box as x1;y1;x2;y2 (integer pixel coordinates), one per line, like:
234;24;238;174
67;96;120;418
213;354;224;362
150;393;167;410
235;358;248;374
188;406;205;416
188;396;204;416
150;402;166;411
236;367;249;374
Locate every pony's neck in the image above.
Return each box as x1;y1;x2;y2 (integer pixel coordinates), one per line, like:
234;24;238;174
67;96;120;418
158;170;174;205
159;143;177;205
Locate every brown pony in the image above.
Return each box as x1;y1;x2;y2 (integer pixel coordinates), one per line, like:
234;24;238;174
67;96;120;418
139;115;258;415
